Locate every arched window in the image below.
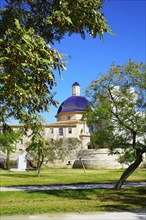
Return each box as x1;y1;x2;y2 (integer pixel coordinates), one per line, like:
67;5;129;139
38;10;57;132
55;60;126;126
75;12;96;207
50;128;54;134
68;128;72;134
59;128;63;136
88;126;93;134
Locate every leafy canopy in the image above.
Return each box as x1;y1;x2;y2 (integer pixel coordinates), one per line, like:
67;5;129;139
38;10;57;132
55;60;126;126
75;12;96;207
0;0;110;42
0;0;110;129
0;123;21;152
0;19;66;129
84;60;146;152
26;136;80;176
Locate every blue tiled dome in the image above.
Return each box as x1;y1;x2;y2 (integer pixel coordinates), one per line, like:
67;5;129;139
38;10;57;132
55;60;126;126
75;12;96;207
57;96;89;115
72;82;80;86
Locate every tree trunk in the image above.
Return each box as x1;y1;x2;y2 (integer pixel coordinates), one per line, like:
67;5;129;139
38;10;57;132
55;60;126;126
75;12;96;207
37;155;44;177
5;148;10;170
37;166;41;177
37;159;41;177
114;149;143;190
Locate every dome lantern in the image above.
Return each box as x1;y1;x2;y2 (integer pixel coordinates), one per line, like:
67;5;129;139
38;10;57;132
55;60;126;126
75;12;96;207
72;82;80;96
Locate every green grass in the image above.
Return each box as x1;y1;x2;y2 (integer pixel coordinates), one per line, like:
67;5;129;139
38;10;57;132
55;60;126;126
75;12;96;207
1;188;146;215
0;168;146;187
0;168;146;216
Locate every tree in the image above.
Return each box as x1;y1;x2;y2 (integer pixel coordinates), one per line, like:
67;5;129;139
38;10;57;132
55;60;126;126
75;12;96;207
84;60;146;189
27;135;80;176
0;1;111;171
26;128;52;177
0;0;111;130
0;123;22;170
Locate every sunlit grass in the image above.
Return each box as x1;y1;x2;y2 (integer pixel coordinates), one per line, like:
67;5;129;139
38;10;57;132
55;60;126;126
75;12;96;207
0;168;145;187
0;168;145;216
1;187;145;215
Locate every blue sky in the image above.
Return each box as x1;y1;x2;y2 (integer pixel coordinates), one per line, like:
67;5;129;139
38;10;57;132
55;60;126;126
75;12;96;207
47;0;146;123
1;0;146;123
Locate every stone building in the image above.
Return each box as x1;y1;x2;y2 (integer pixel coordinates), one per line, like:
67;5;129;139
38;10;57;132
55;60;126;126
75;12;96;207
0;82;91;168
46;82;91;150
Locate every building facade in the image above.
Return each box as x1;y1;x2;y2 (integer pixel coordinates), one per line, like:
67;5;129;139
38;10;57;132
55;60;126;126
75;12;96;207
0;82;91;168
46;82;91;150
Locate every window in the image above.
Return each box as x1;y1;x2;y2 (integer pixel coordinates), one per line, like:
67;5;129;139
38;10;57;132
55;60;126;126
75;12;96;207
20;139;23;145
40;131;45;136
50;128;54;134
88;126;93;134
68;128;72;134
59;128;63;136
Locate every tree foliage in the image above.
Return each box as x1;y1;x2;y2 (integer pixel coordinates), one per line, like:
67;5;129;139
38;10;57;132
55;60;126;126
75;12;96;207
0;0;110;130
0;0;110;42
116;147;135;166
84;60;146;189
0;123;22;169
27;136;80;176
0;19;65;129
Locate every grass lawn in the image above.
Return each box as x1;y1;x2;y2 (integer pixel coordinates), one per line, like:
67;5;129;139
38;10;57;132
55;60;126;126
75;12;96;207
0;168;146;216
1;188;146;215
0;168;146;186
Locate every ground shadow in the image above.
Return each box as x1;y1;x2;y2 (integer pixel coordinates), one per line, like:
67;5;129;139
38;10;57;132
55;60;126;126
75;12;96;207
26;187;146;211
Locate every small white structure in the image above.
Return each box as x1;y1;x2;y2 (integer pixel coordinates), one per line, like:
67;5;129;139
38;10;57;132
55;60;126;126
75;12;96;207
17;151;27;171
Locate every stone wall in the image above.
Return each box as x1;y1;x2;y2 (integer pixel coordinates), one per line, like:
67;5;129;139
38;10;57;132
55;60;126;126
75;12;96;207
1;148;146;169
73;149;146;169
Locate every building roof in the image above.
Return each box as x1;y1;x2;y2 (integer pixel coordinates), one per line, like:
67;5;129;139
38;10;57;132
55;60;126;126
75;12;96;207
57;96;89;115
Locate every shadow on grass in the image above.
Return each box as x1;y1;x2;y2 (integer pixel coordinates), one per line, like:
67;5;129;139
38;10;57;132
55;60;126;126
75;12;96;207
0;173;37;178
27;187;146;211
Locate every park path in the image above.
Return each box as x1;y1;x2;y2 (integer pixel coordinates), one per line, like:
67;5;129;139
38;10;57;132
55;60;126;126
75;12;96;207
0;182;145;191
1;211;146;220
